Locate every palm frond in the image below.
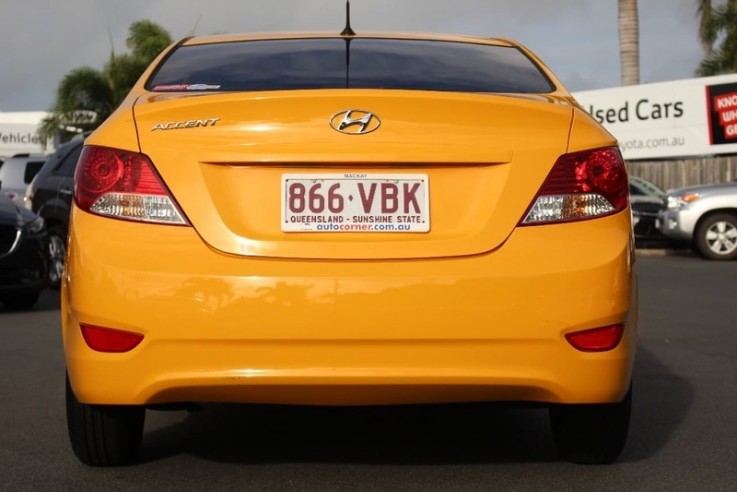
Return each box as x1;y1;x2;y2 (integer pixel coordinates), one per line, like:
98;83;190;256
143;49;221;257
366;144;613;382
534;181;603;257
126;20;173;62
55;67;115;116
41;21;173;144
697;0;714;54
695;0;737;76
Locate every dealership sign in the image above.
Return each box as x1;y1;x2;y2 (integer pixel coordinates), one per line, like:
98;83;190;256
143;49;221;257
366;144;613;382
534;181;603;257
573;73;737;160
0;112;48;157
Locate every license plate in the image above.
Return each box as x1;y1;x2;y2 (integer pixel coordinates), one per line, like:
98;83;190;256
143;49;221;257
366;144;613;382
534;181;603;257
281;173;430;232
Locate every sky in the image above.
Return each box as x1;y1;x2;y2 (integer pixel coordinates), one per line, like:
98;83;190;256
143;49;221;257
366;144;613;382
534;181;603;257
0;0;709;112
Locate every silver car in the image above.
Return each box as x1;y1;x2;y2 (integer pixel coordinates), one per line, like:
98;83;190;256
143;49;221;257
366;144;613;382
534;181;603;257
0;154;47;207
657;182;737;260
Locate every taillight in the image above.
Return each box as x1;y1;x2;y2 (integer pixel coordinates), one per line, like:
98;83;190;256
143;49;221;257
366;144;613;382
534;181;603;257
80;324;144;353
74;146;188;225
521;147;628;225
23;180;36;210
565;324;625;352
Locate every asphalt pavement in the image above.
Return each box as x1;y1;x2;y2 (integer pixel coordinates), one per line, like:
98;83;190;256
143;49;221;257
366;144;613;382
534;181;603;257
1;254;736;491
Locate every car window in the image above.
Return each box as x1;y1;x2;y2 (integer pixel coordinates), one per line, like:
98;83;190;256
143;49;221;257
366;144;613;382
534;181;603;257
0;160;16;186
640;180;665;197
630;178;665;197
629;184;646;196
24;160;45;183
56;144;83;177
147;38;555;94
41;148;66;176
0;157;42;187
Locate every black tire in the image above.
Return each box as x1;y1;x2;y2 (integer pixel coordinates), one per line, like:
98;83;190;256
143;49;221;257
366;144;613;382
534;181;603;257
549;386;631;464
0;290;41;311
47;226;68;290
694;213;737;261
65;374;145;466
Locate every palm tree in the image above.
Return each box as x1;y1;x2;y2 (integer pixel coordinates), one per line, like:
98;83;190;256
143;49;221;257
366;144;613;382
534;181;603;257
37;67;115;142
618;0;640;86
697;0;737;76
39;20;172;143
697;0;713;55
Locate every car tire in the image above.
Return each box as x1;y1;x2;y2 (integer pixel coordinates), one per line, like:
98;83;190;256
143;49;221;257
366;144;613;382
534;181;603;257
549;385;631;464
65;374;145;466
695;213;737;261
47;226;68;289
0;290;41;311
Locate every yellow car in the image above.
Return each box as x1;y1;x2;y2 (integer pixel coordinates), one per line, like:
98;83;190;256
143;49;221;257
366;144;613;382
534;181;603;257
62;30;637;466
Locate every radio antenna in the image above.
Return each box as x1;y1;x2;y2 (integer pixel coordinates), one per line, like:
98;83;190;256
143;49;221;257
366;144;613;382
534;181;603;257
341;0;356;36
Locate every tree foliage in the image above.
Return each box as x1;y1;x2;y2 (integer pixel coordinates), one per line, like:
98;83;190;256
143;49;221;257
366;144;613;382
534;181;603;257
697;0;713;55
39;20;172;143
697;0;737;76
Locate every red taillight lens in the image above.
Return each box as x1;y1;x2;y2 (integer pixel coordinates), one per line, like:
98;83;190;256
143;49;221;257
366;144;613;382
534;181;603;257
565;324;625;352
522;147;628;225
74;145;188;225
80;324;144;353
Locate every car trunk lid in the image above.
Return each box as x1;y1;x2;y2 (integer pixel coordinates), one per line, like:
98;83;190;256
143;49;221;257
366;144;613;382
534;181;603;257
134;90;573;259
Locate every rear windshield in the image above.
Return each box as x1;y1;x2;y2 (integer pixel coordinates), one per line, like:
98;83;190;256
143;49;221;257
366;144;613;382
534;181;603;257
146;38;554;94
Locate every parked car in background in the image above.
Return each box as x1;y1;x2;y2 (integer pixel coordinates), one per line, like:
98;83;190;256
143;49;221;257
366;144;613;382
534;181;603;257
658;181;737;260
0;153;46;206
629;176;668;244
0;193;48;310
25;133;87;289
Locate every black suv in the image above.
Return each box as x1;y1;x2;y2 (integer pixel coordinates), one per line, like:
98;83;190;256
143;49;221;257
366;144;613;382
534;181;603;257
25;133;86;288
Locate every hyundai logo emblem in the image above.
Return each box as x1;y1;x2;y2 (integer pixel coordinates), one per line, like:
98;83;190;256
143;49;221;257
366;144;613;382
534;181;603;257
329;110;381;135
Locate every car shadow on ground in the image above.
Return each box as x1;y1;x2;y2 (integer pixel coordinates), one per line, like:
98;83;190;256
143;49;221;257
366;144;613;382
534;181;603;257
141;401;557;465
624;347;693;463
0;288;60;313
137;346;691;466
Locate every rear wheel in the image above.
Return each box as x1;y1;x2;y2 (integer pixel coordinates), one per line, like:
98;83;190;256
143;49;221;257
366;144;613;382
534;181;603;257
549;386;631;464
695;213;737;261
65;374;145;466
47;226;68;289
0;290;41;311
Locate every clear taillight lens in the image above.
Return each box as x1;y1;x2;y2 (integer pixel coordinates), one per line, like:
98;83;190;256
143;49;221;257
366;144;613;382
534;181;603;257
74;146;188;225
522;147;628;225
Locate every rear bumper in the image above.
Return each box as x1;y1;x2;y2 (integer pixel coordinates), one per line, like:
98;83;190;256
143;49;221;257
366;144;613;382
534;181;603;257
657;208;698;240
63;209;637;406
